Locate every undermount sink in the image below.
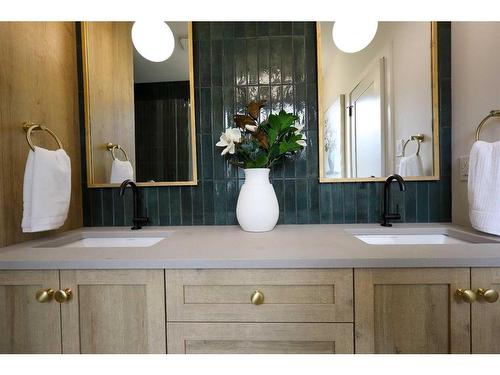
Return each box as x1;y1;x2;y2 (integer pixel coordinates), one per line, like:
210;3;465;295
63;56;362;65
347;228;499;245
355;234;471;245
38;232;170;248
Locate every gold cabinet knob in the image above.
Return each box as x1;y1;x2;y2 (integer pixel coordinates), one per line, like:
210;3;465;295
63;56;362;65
456;288;477;303
477;288;499;303
251;290;264;305
35;288;54;303
54;288;73;303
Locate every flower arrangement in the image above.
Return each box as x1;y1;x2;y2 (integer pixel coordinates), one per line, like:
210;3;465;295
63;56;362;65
216;100;306;168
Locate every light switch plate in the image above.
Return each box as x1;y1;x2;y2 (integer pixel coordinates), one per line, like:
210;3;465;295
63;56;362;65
459;156;469;181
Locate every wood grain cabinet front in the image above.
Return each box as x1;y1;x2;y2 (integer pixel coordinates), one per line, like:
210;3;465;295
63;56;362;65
167;323;354;354
166;269;353;323
471;268;500;353
354;268;471;354
59;270;166;354
0;270;62;353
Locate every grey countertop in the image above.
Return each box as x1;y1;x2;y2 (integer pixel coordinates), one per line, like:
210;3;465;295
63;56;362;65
1;223;500;269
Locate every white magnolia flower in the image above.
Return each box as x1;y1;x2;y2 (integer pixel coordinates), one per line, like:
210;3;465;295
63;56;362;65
245;124;258;133
294;124;307;147
216;128;242;155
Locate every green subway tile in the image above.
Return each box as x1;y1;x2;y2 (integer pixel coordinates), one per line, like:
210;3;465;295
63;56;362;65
247;38;258;85
416;182;429;222
210;22;225;40
169;188;182;225
272;179;285;225
280;22;293;36
256;22;269;37
201;134;214;180
90;189;103;226
293;36;305;83
320;184;332;223
102;189;113;226
123;188;134;227
355;183;369;223
146;187;159;225
284;180;297;224
181;188;193;225
429;181;441;222
214;180;227;225
159;188;171;225
307;178;320;224
292;22;305;36
296;179;309;224
404;182;417;223
200;88;212;134
112;188;125;226
344;184;355;223
211;39;223;86
198;40;211;87
222;39;235;86
270;38;282;84
234;39;247;85
268;22;280;36
192;184;204;225
282;37;294;84
332;183;345;224
226;179;238;224
257;38;270;85
368;183;382;223
202;180;215;225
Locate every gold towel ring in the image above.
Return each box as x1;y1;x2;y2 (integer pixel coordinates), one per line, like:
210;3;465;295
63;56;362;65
402;134;424;156
23;122;63;151
475;110;500;141
106;143;129;161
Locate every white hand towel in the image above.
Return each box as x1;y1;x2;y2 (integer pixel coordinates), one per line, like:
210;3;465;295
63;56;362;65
397;154;424;177
22;146;71;233
110;159;134;184
468;140;500;235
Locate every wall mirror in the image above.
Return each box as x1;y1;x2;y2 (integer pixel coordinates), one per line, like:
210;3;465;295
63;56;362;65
82;22;197;187
317;22;439;182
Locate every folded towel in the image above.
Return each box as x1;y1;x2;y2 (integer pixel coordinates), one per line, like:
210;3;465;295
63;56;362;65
468;140;500;235
22;146;71;233
110;159;134;184
397;154;424;177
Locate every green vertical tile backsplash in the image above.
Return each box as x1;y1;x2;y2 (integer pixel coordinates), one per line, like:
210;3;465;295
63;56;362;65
79;22;452;227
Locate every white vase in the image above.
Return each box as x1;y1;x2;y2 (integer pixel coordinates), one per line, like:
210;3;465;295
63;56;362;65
236;168;279;232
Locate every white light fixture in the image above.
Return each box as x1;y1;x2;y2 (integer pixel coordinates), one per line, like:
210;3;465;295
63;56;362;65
131;21;175;62
332;20;378;53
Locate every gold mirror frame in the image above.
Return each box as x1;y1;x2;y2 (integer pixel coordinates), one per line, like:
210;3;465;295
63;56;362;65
317;22;440;183
81;22;198;188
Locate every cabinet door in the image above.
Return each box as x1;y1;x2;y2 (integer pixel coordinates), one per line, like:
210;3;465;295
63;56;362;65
168;323;354;354
60;270;165;354
0;270;61;353
471;268;500;353
355;268;470;354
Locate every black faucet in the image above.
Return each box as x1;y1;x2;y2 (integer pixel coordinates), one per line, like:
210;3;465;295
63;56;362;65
119;179;149;230
381;174;406;227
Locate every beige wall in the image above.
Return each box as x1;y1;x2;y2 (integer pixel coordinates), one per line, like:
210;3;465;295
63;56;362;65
0;22;83;247
451;22;500;226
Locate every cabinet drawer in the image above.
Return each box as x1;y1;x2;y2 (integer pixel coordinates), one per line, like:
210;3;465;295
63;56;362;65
167;323;354;354
166;269;353;322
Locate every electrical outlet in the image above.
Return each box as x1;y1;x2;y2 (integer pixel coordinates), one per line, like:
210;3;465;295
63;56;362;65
459;156;469;181
396;139;404;157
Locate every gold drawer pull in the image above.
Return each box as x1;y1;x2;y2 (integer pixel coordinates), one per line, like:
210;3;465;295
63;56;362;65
456;288;477;303
55;288;73;303
477;288;499;303
36;288;54;303
251;290;264;305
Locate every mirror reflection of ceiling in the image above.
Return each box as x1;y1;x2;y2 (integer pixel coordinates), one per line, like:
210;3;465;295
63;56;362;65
133;22;189;83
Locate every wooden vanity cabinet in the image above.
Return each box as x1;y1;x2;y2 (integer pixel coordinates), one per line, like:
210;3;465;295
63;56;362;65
59;270;166;354
471;268;500;353
0;270;62;353
354;268;471;354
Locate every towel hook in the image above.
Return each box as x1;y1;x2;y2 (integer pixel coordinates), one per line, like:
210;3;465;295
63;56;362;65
23;122;63;151
475;110;500;141
402;134;424;157
106;143;129;161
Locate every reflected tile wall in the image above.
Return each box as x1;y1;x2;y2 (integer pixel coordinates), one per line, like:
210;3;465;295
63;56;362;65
80;22;452;227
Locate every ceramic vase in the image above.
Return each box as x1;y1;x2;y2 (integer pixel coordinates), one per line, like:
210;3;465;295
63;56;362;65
236;168;279;232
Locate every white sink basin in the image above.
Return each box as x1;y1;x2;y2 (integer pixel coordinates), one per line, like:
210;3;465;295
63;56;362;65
348;227;499;245
355;234;471;245
59;237;166;248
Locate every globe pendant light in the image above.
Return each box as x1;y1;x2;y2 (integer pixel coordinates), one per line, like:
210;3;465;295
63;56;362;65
332;20;378;53
131;21;175;62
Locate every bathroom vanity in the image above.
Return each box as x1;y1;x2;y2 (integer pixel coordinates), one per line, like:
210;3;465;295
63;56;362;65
1;224;500;354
